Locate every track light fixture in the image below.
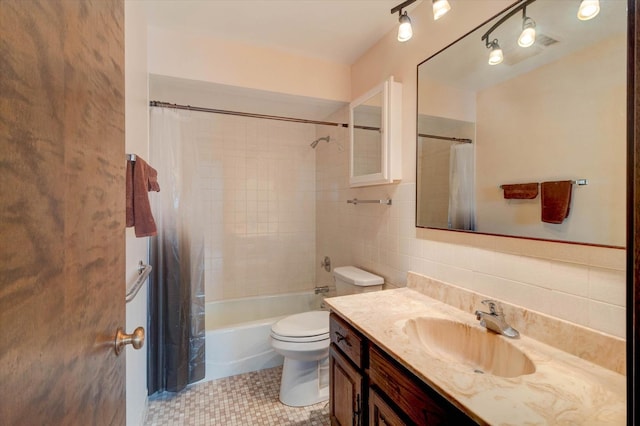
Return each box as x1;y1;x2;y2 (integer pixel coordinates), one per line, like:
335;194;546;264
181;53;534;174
480;0;537;65
577;0;600;21
397;11;413;42
432;0;451;20
518;7;536;48
391;0;454;43
391;0;417;42
487;39;503;65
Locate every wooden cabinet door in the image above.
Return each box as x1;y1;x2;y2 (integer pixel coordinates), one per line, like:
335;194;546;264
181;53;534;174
369;387;407;426
0;1;126;425
330;344;364;426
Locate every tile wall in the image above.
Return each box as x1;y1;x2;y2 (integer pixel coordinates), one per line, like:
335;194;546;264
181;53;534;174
315;107;626;338
193;112;317;302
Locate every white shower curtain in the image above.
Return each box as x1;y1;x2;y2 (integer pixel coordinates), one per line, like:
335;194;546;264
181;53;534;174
148;107;206;393
448;143;476;231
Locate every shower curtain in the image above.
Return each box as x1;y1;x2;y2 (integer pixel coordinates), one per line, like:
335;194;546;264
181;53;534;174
147;107;206;394
448;143;476;231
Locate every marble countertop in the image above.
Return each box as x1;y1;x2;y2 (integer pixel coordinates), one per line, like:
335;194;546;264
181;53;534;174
324;287;626;425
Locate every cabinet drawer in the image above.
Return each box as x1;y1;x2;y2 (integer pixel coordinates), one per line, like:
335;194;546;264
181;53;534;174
330;313;364;369
369;347;473;425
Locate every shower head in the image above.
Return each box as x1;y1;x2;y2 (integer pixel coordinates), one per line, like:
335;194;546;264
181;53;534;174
310;136;330;149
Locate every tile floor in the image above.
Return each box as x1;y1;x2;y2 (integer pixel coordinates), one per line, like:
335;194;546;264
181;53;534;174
144;366;330;425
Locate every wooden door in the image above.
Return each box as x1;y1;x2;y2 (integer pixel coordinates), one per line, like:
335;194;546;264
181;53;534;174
0;1;126;425
330;345;364;426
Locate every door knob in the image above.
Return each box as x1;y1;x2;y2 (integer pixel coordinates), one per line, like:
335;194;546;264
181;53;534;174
114;326;145;356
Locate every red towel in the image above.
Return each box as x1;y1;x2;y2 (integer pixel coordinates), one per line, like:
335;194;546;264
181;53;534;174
125;157;160;237
502;182;539;199
541;181;573;224
126;160;134;227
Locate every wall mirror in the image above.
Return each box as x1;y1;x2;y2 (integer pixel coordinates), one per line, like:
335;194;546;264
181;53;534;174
350;76;402;187
416;0;626;247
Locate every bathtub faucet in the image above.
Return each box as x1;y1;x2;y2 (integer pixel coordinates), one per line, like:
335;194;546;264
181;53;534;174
314;286;331;295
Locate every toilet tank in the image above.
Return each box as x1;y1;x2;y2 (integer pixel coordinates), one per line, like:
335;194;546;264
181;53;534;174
333;266;384;295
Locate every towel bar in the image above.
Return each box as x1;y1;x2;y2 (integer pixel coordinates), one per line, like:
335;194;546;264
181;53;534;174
499;179;588;189
125;261;152;303
347;198;392;205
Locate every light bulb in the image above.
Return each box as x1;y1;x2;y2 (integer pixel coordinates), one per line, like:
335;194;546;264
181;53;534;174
397;12;413;42
518;18;536;47
488;40;503;65
432;0;451;20
577;0;600;21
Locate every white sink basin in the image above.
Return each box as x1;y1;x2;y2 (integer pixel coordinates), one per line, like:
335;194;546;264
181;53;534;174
404;316;536;378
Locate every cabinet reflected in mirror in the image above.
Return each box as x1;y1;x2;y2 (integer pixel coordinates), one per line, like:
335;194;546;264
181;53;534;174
350;76;402;187
416;0;626;247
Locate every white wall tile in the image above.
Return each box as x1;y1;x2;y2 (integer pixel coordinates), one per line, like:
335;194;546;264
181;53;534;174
588;267;626;306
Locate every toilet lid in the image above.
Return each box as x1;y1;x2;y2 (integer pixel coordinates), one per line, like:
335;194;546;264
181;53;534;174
271;310;330;338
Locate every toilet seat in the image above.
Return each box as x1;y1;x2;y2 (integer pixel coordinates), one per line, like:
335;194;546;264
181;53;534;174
271;331;329;343
271;311;329;342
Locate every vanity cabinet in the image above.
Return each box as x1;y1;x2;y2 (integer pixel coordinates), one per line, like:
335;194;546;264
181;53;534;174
329;312;475;426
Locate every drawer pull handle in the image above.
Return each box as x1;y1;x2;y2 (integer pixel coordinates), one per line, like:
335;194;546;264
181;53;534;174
335;331;352;346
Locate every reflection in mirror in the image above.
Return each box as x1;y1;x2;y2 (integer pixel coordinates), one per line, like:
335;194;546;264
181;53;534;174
416;0;626;247
418;116;475;230
353;92;383;176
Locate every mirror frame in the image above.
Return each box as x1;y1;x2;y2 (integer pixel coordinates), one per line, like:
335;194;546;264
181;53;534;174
628;1;638;423
415;1;626;249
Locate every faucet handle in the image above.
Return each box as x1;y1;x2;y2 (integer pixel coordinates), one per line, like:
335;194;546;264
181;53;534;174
481;299;502;315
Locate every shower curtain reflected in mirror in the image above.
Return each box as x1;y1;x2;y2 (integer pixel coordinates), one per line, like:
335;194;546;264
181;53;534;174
448;143;476;231
148;107;206;394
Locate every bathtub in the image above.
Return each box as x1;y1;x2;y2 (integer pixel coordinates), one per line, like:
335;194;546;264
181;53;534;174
200;291;324;383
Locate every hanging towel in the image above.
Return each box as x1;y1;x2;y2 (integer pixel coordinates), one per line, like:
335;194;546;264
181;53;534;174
502;182;539;199
125;156;160;237
126;160;134;227
541;180;573;224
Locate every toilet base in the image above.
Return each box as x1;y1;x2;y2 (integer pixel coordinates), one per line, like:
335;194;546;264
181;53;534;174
278;356;329;407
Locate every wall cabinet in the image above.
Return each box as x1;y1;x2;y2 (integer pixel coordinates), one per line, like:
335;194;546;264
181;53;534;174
329;312;475;426
349;76;402;187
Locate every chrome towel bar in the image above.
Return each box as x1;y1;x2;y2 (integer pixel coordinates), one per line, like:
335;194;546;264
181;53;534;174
347;198;392;205
125;261;152;303
499;179;588;189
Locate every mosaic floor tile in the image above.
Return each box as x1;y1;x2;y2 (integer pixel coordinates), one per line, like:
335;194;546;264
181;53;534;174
145;366;330;425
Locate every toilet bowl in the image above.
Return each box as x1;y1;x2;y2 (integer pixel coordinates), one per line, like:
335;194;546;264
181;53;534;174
270;266;384;407
270;310;330;407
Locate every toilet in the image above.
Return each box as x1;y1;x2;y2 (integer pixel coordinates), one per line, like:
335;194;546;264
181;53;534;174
270;266;384;407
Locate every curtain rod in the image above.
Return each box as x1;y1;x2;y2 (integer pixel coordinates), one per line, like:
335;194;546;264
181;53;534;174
150;101;349;128
419;133;473;144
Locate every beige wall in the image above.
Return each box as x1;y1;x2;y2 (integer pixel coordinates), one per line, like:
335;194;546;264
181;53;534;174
148;26;351;103
317;0;625;338
475;35;626;246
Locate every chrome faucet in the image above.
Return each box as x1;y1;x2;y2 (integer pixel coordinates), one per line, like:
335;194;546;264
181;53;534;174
474;300;520;338
314;285;331;295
